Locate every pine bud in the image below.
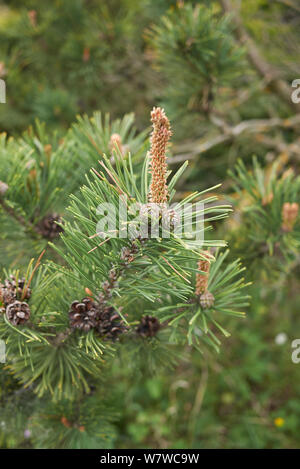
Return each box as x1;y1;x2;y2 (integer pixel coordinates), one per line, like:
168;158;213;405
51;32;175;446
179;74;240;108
85;287;94;298
44;144;52;160
82;47;90;62
109;133;124;156
281;202;299;232
195;251;211;296
262;192;273;206
28;10;37;27
61;416;72;428
0;181;8;196
148;107;172;204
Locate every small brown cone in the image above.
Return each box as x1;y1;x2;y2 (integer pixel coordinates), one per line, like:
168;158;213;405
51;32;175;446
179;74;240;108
97;306;128;341
0;275;31;308
6;301;31;326
69;298;99;333
36;213;63;240
136;315;160;338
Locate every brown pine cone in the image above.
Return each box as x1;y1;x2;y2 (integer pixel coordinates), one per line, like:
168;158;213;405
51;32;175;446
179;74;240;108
69;298;99;332
97;306;127;341
136;315;160;338
6;301;31;326
0;275;31;308
120;242;139;264
36;213;63;240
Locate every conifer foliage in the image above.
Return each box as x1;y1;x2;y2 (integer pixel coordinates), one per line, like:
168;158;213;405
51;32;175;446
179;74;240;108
0;107;248;447
1;0;299;450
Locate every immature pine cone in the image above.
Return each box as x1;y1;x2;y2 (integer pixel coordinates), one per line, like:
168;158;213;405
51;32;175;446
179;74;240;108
199;291;215;310
109;133;123;154
148;107;172;205
69;298;99;332
136;315;160;338
6;301;31;326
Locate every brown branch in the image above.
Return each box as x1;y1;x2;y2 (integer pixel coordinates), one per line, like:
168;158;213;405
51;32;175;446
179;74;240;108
220;0;300;113
255;134;300;158
171;114;300;163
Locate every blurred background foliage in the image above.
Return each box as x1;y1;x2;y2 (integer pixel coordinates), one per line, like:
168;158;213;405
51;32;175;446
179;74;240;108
1;0;300;449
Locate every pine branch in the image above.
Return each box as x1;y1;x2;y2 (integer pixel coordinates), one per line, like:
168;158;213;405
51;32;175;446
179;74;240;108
171;114;300;163
220;0;300;112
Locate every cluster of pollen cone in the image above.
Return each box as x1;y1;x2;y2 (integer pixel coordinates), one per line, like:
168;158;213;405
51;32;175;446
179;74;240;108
195;252;215;309
148;107;172;205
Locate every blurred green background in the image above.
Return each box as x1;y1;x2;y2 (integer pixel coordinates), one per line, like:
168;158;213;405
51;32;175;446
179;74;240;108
1;0;300;449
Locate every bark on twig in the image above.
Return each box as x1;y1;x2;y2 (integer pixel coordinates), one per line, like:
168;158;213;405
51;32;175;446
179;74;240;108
220;0;300;113
171;114;300;163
